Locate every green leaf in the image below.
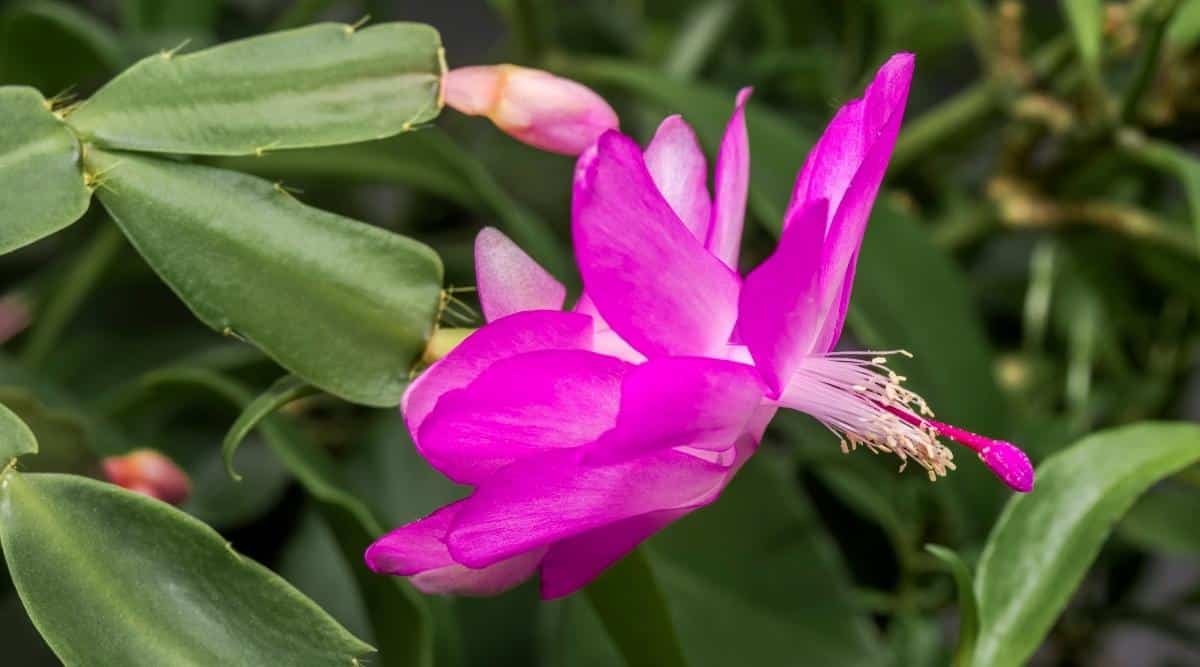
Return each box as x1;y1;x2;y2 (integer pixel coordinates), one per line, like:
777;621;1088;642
140;366;435;667
925;545;979;667
973;422;1200;667
67;22;444;156
0;87;91;255
222;374;315;480
650;452;882;666
86;149;443;407
217;129;573;278
0;402;37;461
0;1;126;92
584;548;689;667
1061;0;1104;76
0;471;373;665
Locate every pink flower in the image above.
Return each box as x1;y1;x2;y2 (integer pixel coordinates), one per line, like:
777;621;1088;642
442;65;619;155
367;54;1033;599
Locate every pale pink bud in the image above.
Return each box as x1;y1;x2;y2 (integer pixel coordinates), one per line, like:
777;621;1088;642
102;449;191;505
442;65;619;155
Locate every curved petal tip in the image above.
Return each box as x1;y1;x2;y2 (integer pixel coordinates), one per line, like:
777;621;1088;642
979;441;1034;493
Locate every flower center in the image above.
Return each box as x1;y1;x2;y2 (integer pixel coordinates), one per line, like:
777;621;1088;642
775;351;957;481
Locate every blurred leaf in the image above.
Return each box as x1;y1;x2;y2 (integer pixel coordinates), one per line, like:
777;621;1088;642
885;614;946;667
584;548;689;667
218;129;573;278
0;87;91;255
0;471;373;665
1061;0;1104;77
67;22;444;155
0;1;126;92
118;0;219;33
222;374;314;479
277;507;374;643
541;596;625;667
1167;0;1200;49
0;388;92;475
87;149;443;407
0;401;37;461
925;545;978;667
1118;482;1200;555
141;367;435;667
1120;132;1200;237
178;435;289;531
973;422;1200;667
649;451;883;666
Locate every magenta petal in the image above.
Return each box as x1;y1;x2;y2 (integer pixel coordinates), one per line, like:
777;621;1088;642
584;357;766;464
706;87;752;270
573;131;740;358
539;509;687;599
365;501;545;595
446;448;727;568
573;293;646;363
365;503;461;576
418;349;632;484
644;115;712;242
402;310;594;437
739;199;830;394
785;54;913;352
475;227;566;322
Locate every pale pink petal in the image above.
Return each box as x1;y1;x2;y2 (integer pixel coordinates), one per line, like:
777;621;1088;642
706;87;752;270
365;501;546;596
475;227;566;322
644;115;712;241
573;293;645;363
446;448;728;568
417;349;631;484
402;310;593;436
539;509;687;599
738;199;830;395
573;131;740;358
584;356;766;464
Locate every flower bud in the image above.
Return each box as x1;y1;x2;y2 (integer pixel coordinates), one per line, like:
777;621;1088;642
442;65;618;155
102;449;191;505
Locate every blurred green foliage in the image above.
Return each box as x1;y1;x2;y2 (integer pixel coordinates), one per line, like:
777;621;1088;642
1;0;1200;665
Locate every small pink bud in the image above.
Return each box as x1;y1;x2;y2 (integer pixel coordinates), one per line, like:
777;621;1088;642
442;65;619;155
0;294;31;344
102;449;191;505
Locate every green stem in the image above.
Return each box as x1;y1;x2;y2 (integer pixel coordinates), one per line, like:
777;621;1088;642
664;0;738;80
1120;0;1183;123
21;223;124;368
954;0;996;72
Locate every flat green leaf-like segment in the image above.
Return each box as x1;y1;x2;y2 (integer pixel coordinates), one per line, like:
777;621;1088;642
973;422;1200;667
87;149;443;407
0;472;373;666
0;402;37;461
67;22;443;155
0;87;91;255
